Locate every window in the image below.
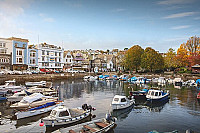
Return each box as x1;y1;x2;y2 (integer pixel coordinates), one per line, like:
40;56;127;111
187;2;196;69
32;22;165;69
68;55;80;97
0;43;5;47
67;55;71;58
66;59;67;62
151;91;154;96
17;50;23;56
0;49;6;54
15;43;18;47
42;57;45;61
59;58;61;62
55;52;57;56
155;92;158;96
159;92;161;96
42;50;45;55
114;98;119;102
55;58;57;62
47;51;49;55
42;63;45;66
17;57;23;63
121;98;126;102
30;52;36;57
30;59;35;64
59;52;61;56
59;111;69;117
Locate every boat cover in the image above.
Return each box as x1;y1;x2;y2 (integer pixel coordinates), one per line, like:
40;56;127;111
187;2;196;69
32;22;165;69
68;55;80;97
196;79;200;84
99;75;104;78
22;93;53;103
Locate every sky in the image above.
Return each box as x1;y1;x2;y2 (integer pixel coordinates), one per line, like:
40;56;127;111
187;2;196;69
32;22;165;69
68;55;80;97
0;0;200;52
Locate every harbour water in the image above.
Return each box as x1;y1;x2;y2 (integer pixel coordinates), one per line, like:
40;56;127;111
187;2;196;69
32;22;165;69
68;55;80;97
0;79;200;133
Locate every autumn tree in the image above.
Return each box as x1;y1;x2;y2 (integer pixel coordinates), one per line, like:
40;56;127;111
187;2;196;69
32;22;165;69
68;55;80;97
164;48;177;70
141;47;164;72
124;45;144;72
176;43;189;67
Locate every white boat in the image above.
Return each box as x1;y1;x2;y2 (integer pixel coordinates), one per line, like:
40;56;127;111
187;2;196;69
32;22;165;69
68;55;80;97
135;77;145;84
10;93;58;109
185;80;197;86
111;95;135;110
152;78;158;83
25;81;46;87
27;85;58;96
173;78;183;87
58;114;116;133
42;104;93;127
146;89;170;102
0;79;24;92
83;76;96;81
157;77;166;84
15;101;63;119
7;90;31;102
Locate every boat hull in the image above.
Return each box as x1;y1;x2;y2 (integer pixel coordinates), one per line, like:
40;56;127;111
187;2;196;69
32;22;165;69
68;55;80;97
111;100;134;110
147;94;169;102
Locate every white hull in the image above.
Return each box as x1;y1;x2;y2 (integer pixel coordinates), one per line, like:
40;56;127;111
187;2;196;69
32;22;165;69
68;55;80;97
25;81;46;87
7;97;23;102
15;102;62;119
111;100;134;110
43;111;91;127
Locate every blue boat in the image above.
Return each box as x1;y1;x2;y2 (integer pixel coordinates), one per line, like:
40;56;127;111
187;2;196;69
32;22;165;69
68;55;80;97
196;79;200;86
146;89;170;102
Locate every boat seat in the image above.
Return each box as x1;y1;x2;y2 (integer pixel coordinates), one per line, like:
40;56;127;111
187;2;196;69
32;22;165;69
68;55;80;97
69;129;76;133
95;122;109;128
83;125;97;132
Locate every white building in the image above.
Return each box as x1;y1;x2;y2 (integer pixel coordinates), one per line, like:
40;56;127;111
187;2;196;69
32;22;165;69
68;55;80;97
63;50;73;70
37;43;64;70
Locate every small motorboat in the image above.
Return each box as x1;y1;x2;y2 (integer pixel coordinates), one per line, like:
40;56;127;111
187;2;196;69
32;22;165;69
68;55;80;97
7;90;31;102
157;77;166;84
129;88;148;100
0;79;24;93
27;85;58;96
148;130;178;133
41;104;94;127
25;81;46;87
111;95;135;110
15;101;63;119
57;114;116;133
146;89;170;102
10;93;58;109
173;78;183;86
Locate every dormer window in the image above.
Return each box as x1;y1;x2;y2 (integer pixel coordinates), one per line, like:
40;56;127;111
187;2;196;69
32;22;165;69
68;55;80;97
15;43;18;47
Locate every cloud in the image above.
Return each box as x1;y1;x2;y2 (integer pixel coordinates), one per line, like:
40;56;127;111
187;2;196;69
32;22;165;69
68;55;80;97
163;12;196;19
39;13;55;22
157;0;195;5
0;0;34;38
170;25;191;30
111;8;126;13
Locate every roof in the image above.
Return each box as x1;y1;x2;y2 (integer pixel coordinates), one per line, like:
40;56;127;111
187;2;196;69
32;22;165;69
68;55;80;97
192;64;200;68
113;95;126;99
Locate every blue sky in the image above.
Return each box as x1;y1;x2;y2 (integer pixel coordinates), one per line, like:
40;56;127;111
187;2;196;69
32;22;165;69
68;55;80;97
0;0;200;52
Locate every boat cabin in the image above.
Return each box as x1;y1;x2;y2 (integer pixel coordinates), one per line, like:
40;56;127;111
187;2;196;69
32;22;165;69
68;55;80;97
147;90;164;97
112;95;128;105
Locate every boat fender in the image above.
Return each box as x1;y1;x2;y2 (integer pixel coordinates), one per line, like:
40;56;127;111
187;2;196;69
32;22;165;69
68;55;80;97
51;121;54;127
39;120;44;126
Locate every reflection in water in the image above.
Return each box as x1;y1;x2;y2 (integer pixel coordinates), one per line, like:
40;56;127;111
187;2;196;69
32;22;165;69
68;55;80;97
111;105;134;121
145;99;169;112
0;80;199;132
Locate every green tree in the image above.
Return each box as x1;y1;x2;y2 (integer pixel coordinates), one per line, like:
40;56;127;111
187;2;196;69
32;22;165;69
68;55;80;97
124;45;144;72
164;48;177;69
141;47;164;72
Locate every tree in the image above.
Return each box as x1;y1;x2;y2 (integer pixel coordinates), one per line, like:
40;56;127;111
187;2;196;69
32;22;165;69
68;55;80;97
164;48;177;70
124;45;144;72
141;47;164;72
185;36;200;54
176;43;189;67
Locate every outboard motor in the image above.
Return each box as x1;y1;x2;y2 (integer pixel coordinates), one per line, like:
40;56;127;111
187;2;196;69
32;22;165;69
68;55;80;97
105;113;112;122
82;104;88;111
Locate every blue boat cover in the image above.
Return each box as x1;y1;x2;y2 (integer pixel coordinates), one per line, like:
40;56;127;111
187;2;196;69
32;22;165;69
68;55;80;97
112;75;117;78
142;89;148;92
99;75;104;78
29;102;56;111
196;79;200;84
104;75;109;78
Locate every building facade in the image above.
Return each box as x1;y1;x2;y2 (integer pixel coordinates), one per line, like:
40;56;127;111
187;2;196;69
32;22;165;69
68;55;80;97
28;45;38;70
37;43;64;70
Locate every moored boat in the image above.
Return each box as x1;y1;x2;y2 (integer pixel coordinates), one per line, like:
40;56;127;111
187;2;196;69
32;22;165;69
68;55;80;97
146;89;170;102
7;90;31;102
129;88;148;100
25;81;46;87
0;79;24;93
15;101;63;119
57;114;116;133
41;104;94;127
111;95;135;110
10;93;58;109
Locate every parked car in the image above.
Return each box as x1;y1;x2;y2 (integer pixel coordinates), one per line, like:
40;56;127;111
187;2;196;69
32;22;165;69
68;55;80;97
13;70;23;75
79;70;85;73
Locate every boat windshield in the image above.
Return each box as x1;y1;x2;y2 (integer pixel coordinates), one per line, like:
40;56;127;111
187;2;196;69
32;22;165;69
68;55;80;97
50;110;57;116
59;111;69;117
114;98;119;102
121;98;126;102
151;91;154;96
155;92;158;96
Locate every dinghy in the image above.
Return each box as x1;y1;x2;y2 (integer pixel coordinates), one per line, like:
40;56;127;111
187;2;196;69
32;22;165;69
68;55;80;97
58;114;116;133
